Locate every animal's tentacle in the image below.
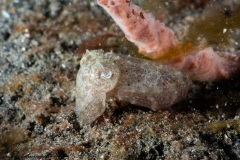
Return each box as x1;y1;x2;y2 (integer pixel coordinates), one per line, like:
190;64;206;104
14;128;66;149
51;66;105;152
75;91;106;124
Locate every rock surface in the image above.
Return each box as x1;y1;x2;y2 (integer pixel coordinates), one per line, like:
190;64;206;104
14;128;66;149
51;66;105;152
0;0;240;159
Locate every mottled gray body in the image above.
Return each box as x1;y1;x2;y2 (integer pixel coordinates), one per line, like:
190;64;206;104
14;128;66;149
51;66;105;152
75;50;192;124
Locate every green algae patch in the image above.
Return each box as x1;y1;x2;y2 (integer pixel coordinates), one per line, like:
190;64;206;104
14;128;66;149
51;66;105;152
0;127;29;156
186;3;240;47
142;0;210;18
155;42;202;62
204;119;240;134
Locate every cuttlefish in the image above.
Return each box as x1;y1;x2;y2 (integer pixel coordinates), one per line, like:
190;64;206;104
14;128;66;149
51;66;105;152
75;50;191;124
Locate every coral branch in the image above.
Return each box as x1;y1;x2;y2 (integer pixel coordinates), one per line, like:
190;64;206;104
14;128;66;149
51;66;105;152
97;0;177;58
168;48;240;81
98;0;240;81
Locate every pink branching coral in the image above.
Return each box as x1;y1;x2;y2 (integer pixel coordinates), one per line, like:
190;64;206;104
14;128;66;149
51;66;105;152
98;0;177;57
97;0;240;81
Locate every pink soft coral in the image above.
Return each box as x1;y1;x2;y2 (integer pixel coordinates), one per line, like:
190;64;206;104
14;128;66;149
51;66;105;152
97;0;240;81
98;0;176;57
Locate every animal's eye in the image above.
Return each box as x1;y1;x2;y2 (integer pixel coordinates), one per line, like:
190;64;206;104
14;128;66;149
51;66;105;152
100;70;113;79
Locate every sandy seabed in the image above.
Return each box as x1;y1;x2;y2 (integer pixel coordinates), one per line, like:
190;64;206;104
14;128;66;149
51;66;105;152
0;0;240;159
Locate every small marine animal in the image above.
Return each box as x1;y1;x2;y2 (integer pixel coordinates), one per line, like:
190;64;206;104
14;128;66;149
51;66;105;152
75;50;191;124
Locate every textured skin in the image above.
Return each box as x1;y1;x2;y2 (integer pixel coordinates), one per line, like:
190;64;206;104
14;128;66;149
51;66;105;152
75;50;192;124
97;0;240;81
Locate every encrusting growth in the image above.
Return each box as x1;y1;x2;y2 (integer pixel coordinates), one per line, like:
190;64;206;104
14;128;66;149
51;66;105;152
97;0;240;81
